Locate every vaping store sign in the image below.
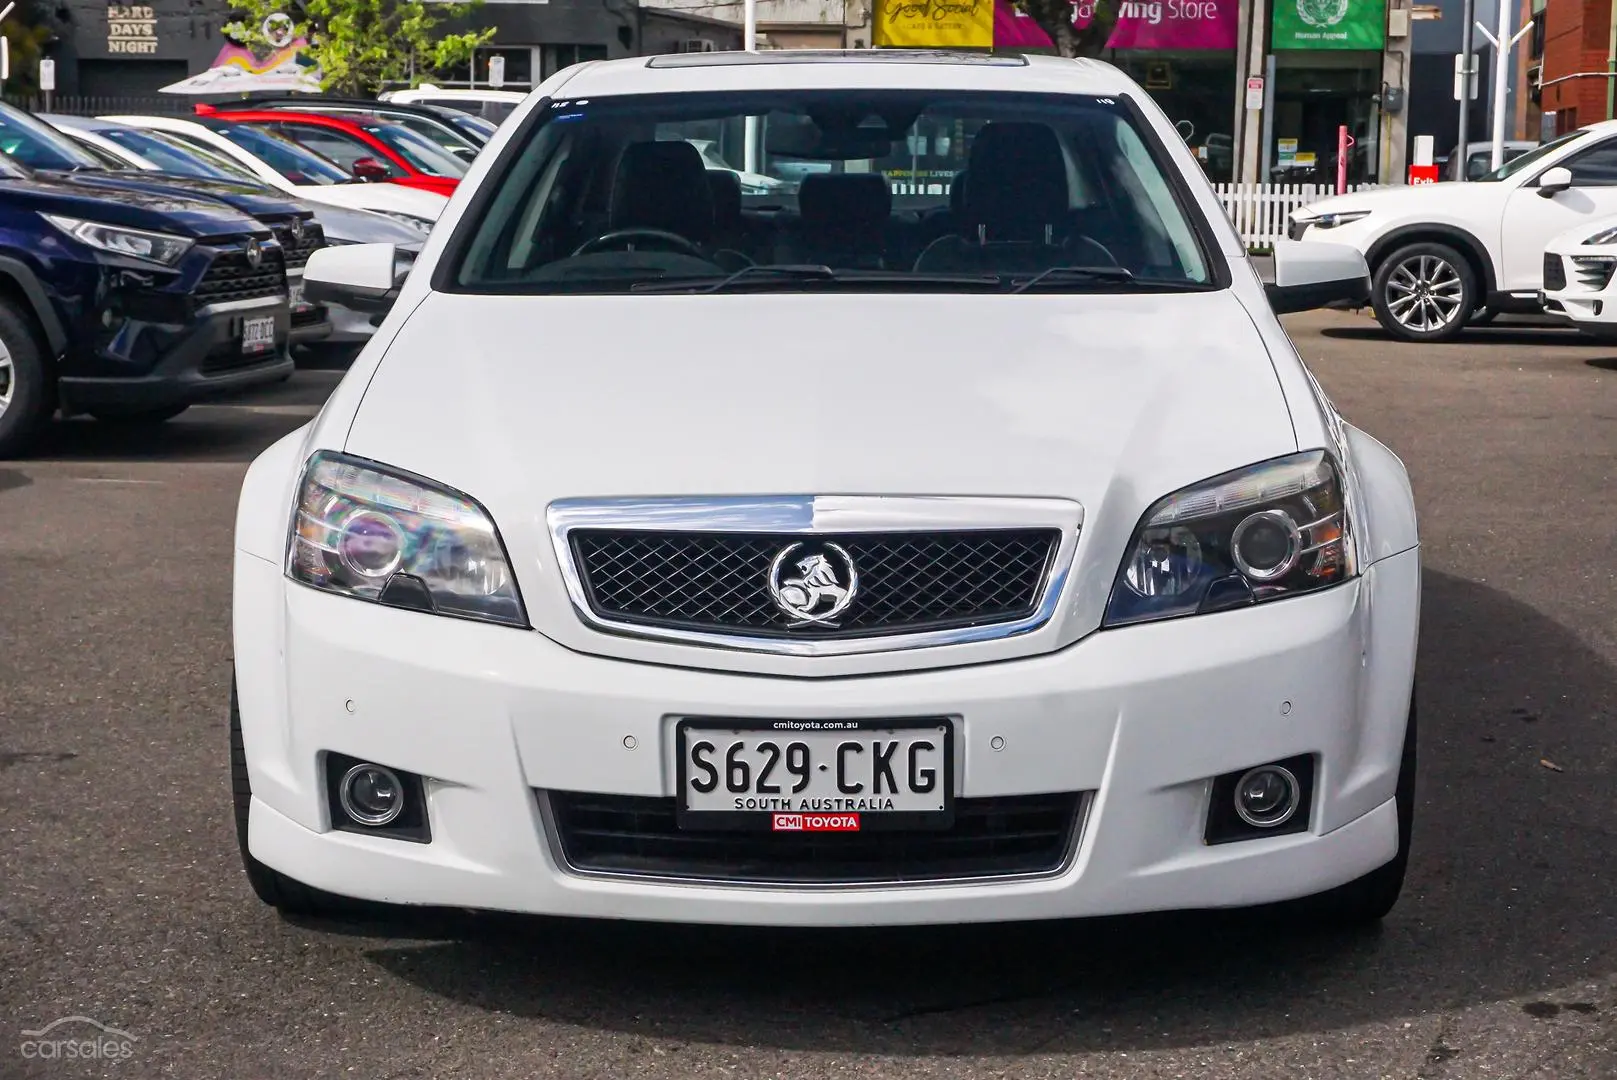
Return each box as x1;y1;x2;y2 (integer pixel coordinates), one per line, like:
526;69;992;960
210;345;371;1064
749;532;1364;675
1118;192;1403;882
107;5;159;54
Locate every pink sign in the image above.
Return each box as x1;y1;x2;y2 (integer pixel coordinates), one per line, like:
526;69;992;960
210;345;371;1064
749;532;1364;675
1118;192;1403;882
1071;0;1236;50
995;2;1055;47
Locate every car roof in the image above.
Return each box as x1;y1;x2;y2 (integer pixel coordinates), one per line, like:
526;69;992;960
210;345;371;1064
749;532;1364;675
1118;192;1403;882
547;50;1136;99
387;86;526;102
199;108;380;132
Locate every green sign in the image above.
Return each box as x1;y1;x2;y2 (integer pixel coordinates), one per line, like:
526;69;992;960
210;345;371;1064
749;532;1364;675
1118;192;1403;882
1272;0;1386;49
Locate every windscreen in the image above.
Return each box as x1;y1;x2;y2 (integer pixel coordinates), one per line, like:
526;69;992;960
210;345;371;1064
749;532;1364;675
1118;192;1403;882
0;105;106;170
362;122;469;177
211;122;352;185
450;90;1216;295
101;127;250;181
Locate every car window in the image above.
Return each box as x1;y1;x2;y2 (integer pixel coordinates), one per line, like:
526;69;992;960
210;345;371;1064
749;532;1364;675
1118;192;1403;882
279;124;404;178
360;122;469;177
1562;139;1617;186
1474;129;1587;181
69;135;133;170
137;129;260;181
208;123;353;185
99;127;244;180
450;90;1218;295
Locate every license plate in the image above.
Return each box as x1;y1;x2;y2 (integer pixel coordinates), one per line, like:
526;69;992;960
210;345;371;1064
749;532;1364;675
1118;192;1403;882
289;282;307;311
676;718;953;831
241;314;276;354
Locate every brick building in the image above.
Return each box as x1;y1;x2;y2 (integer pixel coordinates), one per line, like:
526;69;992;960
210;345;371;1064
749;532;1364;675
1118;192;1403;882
1535;0;1615;137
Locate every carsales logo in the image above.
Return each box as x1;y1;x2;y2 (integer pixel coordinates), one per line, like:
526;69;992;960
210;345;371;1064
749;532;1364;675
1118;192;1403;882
772;813;860;832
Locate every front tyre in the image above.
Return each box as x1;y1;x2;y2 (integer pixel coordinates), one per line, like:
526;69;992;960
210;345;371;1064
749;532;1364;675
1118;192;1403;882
0;297;52;458
1372;243;1476;343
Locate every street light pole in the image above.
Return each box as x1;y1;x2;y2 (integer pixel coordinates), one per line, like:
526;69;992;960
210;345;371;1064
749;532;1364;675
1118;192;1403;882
1490;0;1511;170
1456;0;1475;176
742;0;759;173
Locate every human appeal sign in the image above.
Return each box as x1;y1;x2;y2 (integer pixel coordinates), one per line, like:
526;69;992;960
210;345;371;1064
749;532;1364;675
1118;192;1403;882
1072;0;1237;51
1272;0;1386;49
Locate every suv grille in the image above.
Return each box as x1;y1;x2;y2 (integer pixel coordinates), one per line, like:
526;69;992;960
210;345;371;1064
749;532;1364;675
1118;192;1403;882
1571;255;1617;291
196;246;286;304
547;791;1085;884
570;529;1059;638
267;219;326;269
1544;252;1568;291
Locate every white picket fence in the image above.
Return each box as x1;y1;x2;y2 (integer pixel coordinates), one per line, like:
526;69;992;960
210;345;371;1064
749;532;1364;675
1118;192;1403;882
1214;183;1384;248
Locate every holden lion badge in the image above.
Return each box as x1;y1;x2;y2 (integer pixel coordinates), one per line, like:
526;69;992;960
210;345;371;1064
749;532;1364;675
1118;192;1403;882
768;543;858;624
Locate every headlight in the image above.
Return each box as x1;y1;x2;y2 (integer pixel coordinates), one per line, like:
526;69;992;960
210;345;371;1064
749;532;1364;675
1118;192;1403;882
1103;450;1355;627
374;209;434;235
1584;226;1617;245
287;452;527;627
1308;210;1371;230
41;214;192;266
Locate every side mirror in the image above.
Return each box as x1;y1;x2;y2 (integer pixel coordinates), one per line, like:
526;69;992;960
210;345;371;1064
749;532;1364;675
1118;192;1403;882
352;156;388;181
1538;166;1573;197
303;243;399;316
1264;239;1370;314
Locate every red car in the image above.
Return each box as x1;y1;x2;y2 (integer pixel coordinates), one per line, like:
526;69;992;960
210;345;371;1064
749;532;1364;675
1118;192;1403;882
192;104;467;197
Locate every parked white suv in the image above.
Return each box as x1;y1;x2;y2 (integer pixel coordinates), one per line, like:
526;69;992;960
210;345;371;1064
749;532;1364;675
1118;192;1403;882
1290;121;1617;342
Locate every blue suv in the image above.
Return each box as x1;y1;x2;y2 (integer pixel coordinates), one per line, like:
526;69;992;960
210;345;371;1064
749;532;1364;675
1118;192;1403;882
0;153;300;455
0;103;326;455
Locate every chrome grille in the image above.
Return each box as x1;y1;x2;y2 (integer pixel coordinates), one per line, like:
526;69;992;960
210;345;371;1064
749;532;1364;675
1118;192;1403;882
196;246;286;304
570;529;1059;639
546;791;1086;884
268;219;326;269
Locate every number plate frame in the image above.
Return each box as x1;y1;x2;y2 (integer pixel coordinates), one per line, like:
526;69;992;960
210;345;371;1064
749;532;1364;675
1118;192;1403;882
241;314;276;354
674;717;955;832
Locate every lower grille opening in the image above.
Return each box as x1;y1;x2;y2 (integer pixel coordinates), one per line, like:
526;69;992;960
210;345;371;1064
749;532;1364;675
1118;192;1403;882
546;791;1087;885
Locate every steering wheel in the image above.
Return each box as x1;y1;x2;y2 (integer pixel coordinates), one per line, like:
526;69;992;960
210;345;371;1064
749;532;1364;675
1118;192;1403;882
571;228;704;259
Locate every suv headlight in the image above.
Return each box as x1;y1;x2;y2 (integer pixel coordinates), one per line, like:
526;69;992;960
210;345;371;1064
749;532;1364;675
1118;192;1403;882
287;452;527;627
1103;451;1356;627
41;214;192;266
1308;210;1371;230
1584;226;1617;245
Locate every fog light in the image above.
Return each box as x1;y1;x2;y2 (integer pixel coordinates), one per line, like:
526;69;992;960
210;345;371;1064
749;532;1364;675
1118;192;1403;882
1234;765;1300;827
339;763;404;826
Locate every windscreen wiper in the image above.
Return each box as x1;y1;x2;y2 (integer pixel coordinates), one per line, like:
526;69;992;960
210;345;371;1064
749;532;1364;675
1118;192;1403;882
632;264;1001;294
632;264;839;294
1009;266;1206;294
1008;265;1135;293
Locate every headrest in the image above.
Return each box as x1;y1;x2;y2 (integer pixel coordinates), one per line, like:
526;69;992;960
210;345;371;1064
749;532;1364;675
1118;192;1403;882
706;169;742;229
797;173;892;229
962;123;1068;242
609;141;715;242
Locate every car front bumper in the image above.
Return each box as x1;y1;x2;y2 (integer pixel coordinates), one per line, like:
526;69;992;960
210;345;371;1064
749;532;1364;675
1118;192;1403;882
1541;248;1617;326
234;539;1419;927
58;296;293;413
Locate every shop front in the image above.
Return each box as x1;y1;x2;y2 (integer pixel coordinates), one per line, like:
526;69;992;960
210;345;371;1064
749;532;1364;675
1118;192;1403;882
1268;0;1388;184
1079;0;1240;182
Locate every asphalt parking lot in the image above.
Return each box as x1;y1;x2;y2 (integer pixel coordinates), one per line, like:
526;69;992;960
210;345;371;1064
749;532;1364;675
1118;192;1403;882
2;309;1615;1079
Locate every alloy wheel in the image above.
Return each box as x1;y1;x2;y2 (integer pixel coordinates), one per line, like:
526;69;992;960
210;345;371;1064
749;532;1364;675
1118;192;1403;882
1384;255;1464;334
0;339;13;422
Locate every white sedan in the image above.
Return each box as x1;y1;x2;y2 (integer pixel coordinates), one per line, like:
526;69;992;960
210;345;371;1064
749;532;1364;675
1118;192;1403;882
234;51;1420;930
102;114;446;235
1542;213;1617;340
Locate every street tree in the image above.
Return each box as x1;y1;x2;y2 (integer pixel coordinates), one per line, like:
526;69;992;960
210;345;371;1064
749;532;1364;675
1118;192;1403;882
0;0;58;97
1011;0;1118;56
223;0;495;97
